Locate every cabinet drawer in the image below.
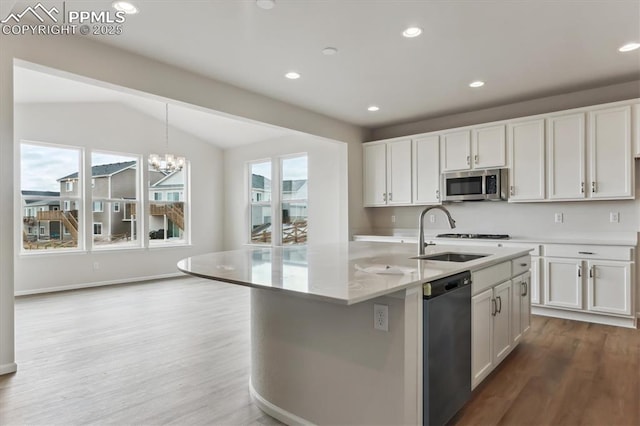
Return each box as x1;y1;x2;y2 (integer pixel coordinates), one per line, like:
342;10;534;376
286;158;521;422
512;256;531;276
472;262;511;295
544;244;633;261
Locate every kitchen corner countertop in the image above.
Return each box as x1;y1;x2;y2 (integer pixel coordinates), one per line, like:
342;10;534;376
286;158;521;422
178;242;530;305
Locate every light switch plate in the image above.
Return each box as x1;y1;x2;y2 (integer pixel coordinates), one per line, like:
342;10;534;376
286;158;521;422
610;212;619;223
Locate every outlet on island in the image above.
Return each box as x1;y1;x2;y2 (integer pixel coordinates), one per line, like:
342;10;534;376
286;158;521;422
374;303;388;332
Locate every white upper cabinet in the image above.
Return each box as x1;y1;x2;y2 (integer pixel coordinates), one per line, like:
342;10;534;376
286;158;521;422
547;113;586;200
508;119;546;201
363;143;387;206
363;139;412;207
588;106;632;199
387;139;413;205
440;130;471;172
413;135;441;205
441;127;506;172
472;125;506;169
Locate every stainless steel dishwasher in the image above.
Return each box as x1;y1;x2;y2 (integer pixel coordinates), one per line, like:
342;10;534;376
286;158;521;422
423;270;472;426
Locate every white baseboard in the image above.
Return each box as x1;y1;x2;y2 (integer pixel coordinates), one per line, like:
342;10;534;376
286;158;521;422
14;272;187;296
0;362;17;375
249;377;314;426
532;306;637;329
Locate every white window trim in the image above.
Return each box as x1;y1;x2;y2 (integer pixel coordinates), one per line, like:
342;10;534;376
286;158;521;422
92;201;104;213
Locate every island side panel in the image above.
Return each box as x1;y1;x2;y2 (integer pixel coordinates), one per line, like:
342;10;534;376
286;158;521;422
250;287;421;425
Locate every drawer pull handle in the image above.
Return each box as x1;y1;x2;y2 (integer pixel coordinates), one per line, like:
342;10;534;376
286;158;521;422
521;281;528;297
578;251;594;255
578;266;582;277
491;298;497;316
497;296;502;314
519;263;528;267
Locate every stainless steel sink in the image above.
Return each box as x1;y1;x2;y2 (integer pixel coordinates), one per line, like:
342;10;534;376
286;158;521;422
411;252;488;262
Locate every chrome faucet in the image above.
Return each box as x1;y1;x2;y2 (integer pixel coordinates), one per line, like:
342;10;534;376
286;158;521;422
418;206;456;255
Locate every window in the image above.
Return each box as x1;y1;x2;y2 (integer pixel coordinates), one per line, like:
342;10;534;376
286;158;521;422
249;154;308;246
21;142;82;252
250;161;272;244
281;156;308;245
91;152;141;249
148;158;189;245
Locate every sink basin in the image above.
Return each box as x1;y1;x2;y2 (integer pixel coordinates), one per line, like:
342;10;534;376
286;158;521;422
411;252;488;262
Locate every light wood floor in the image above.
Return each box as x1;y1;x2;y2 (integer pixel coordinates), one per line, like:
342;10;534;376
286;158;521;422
1;277;638;425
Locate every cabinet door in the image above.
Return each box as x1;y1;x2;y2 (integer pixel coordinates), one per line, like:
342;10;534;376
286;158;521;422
413;136;441;204
520;272;531;336
544;258;583;309
634;104;640;158
547;113;586;200
588;106;632;199
387;139;412;205
473;125;506;169
440;130;471;172
511;278;523;345
471;288;493;389
493;281;512;365
363;143;387;206
508;119;546;201
530;256;541;305
587;260;632;316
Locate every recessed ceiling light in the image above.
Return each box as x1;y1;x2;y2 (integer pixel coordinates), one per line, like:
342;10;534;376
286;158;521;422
367;106;380;112
256;0;276;10
469;81;485;88
112;1;138;14
619;42;640;52
285;72;301;80
402;27;422;38
322;47;338;56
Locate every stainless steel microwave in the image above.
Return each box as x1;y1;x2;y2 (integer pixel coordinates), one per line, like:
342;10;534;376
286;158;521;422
442;169;508;201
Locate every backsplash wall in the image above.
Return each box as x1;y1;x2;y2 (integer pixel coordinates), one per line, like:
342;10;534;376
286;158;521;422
365;200;639;237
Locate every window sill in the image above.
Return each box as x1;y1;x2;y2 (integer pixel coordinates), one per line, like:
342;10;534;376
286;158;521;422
149;242;192;250
20;249;87;258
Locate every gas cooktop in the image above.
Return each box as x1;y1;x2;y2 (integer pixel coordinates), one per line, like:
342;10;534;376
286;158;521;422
436;233;511;240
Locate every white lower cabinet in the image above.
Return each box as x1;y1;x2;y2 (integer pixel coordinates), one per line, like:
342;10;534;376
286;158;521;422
471;258;531;389
530;257;541;305
511;272;531;345
538;244;635;327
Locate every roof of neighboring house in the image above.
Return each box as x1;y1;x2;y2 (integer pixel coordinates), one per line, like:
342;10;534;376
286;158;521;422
151;169;183;188
252;174;271;190
282;179;307;193
21;190;60;197
58;161;137;181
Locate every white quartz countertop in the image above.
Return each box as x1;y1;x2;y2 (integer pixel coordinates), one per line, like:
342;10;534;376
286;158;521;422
178;242;530;305
354;232;638;246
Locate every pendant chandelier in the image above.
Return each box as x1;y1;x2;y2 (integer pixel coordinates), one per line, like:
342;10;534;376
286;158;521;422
149;103;185;173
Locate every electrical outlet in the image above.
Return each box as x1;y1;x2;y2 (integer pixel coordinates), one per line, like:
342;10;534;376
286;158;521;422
391;215;396;223
554;213;563;223
374;304;388;332
610;212;619;223
93;262;100;270
429;214;436;223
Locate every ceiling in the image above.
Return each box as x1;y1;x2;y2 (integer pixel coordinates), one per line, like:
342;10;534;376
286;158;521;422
13;66;293;148
8;0;640;129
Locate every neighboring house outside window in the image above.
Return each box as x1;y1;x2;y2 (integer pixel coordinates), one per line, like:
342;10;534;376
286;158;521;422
20;142;82;252
113;202;120;213
249;154;308;246
92;201;103;212
148;162;189;245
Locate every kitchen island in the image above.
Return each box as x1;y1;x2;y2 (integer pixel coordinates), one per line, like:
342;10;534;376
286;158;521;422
178;242;531;425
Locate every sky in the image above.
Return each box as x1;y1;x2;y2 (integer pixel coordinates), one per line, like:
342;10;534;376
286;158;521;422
21;143;136;192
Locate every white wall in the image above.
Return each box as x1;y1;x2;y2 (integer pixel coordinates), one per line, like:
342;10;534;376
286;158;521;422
13;102;223;294
223;134;348;249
